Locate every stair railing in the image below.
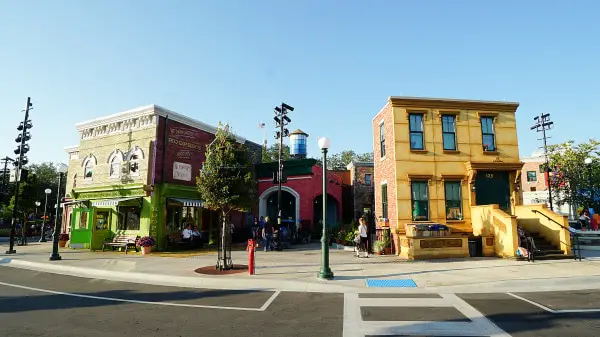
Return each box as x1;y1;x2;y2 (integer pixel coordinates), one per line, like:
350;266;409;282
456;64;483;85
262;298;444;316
531;210;582;261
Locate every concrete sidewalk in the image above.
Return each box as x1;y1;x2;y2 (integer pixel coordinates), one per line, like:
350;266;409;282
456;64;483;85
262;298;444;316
2;240;600;293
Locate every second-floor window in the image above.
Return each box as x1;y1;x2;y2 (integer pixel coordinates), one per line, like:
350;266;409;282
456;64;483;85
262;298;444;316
379;122;386;157
527;171;537;182
409;113;424;150
480;117;496;151
442;115;457;151
110;156;121;178
365;174;372;186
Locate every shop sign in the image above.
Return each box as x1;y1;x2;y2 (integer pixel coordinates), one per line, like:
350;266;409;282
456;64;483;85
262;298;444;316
77;189;145;200
173;161;192;181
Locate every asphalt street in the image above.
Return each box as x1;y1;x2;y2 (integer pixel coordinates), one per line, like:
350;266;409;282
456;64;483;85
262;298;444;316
0;267;599;337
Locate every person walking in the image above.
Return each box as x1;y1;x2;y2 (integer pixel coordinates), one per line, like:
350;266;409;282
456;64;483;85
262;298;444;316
357;218;369;258
262;216;274;252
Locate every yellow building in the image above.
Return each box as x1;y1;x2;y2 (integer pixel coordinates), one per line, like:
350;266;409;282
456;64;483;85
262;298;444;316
372;96;572;260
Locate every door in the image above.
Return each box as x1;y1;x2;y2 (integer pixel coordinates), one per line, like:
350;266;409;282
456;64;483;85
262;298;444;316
69;208;92;248
91;209;111;250
475;171;511;213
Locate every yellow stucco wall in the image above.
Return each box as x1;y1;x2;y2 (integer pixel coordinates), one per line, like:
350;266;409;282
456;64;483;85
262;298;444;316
471;204;519;257
390;97;522;234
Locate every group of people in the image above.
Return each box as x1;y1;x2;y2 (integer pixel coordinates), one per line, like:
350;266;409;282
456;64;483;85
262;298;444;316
579;208;599;231
181;224;202;244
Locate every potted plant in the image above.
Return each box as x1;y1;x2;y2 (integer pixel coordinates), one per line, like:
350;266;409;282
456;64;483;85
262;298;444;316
136;236;156;255
374;240;384;255
58;233;69;248
382;236;391;255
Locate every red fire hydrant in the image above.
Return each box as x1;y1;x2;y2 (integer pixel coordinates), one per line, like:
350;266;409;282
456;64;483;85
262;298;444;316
247;239;255;275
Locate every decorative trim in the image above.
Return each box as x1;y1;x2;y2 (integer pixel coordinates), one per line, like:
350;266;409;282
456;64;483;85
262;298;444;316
483;151;500;156
389;96;519;112
406;110;428;121
514;170;522;184
476;112;499;121
441;174;467;182
410;149;428;154
436;110;461;122
81;154;97;168
407;174;434;182
465;161;524;172
107;150;125;163
443;150;460;154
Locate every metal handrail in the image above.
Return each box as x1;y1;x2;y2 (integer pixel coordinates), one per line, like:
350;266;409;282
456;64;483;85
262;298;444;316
531;209;582;261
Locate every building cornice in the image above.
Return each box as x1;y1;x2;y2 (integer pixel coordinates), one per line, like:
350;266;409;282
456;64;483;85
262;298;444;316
74;104;248;144
389;96;519;113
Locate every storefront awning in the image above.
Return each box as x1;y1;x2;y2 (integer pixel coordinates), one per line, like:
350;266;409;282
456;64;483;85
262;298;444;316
91;197;141;207
168;198;203;207
61;200;89;207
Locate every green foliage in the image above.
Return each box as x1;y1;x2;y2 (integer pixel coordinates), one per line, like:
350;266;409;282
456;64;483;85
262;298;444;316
547;139;600;211
262;144;290;163
314;150;373;170
196;123;257;214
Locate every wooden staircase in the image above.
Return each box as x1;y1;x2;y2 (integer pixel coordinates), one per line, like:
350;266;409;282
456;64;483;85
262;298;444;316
518;231;575;261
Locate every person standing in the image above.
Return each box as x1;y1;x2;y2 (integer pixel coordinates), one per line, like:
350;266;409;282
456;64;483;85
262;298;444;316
262;216;274;252
357;218;369;258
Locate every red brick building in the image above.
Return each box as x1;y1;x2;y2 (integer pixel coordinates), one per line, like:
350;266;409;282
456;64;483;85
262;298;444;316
372;103;397;228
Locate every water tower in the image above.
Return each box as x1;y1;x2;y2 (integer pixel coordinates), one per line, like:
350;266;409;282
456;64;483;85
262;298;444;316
289;129;309;159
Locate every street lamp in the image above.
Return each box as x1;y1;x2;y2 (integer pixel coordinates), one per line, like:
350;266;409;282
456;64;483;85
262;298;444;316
50;164;67;261
317;137;334;280
585;157;594;210
39;188;51;242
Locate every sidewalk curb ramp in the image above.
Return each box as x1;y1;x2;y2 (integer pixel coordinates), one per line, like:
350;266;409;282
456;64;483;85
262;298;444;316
3;258;600;294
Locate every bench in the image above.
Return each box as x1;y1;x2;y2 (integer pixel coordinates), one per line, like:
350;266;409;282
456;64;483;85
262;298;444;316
166;233;194;251
102;235;138;254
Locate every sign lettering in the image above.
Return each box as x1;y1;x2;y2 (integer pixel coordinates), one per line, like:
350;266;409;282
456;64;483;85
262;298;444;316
173;162;192;181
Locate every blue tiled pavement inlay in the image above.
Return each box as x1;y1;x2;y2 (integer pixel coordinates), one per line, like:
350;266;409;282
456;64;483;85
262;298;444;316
365;279;417;288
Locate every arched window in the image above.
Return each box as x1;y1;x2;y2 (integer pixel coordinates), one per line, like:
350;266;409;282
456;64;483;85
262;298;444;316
108;150;124;179
127;146;144;177
82;155;97;180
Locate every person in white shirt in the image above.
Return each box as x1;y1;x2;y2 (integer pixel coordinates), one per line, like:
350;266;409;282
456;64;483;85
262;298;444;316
357;218;369;258
182;224;193;242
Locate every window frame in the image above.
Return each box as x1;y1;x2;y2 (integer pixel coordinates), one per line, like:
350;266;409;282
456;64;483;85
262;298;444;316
441;115;457;151
379;122;386;158
480;116;496;151
118;206;141;231
109;156;121;179
409;113;425;150
410;181;429;221
526;171;537;182
381;183;388;219
444;181;463;221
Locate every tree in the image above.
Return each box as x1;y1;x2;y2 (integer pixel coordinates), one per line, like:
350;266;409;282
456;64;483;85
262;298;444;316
547;139;600;214
196;123;257;269
262;144;290;163
314;150;374;170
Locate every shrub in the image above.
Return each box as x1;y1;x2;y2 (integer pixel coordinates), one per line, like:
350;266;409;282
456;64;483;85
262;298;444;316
136;236;156;247
58;233;70;241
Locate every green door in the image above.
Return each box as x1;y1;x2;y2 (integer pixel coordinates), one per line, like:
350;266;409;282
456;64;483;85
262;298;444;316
91;209;112;250
70;208;92;248
475;171;511;213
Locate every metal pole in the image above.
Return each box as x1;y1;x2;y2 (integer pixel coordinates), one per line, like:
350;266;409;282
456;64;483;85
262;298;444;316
6;97;31;255
277;104;283;229
50;172;63;261
318;148;333;279
40;193;49;242
542;124;554;211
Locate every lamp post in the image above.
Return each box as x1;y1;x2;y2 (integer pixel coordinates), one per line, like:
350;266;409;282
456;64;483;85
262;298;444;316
317;137;334;280
50;164;67;261
585;157;594;210
39;188;51;242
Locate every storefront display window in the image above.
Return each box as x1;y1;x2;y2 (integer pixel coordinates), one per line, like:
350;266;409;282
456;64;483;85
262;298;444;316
118;206;140;230
79;211;88;229
95;211;110;230
166;205;201;233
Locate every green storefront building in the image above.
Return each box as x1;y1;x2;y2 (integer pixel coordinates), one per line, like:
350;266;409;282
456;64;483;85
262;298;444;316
62;105;261;251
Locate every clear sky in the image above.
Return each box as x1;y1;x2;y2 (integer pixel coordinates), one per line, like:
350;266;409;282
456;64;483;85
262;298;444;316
1;0;599;165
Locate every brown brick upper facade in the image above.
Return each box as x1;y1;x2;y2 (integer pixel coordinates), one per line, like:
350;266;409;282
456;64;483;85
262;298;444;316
521;159;547;192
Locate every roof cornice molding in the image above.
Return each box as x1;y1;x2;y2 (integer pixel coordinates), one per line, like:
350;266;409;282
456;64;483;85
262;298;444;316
389;96;519;113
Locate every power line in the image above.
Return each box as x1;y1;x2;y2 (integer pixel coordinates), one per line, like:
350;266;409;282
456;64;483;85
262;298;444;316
530;113;554;211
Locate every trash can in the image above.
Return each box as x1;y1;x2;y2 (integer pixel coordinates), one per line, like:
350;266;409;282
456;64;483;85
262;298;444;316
468;236;483;257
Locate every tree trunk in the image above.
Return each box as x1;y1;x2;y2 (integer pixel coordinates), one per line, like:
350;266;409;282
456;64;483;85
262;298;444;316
220;209;231;270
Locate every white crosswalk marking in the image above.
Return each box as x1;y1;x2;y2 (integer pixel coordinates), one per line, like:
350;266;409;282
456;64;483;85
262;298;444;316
343;293;511;337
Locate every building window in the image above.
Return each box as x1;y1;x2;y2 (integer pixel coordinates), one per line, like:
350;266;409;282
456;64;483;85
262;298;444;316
441;115;457;151
365;174;372;186
82;155;96;180
78;211;88;230
480;117;496;151
381;184;388;219
127;147;144;177
95;211;110;230
109;156;121;178
526;171;537;182
118;206;141;231
411;181;429;221
444;181;462;220
409;114;424;150
379;122;386;158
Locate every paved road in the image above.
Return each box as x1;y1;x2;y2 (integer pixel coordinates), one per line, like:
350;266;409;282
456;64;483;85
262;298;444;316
1;267;599;336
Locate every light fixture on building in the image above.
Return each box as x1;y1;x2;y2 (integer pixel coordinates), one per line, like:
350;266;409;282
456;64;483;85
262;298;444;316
471;185;476;192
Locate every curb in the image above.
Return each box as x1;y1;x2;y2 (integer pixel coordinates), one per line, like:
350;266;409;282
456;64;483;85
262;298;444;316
2;258;600;294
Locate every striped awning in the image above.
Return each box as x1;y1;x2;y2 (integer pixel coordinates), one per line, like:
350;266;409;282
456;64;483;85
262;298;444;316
168;198;203;207
91;197;141;207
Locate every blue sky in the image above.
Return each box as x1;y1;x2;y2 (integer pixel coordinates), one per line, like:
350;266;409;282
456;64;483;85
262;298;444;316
1;0;599;165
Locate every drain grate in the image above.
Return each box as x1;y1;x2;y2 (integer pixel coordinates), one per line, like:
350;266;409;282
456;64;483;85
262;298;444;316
365;279;417;288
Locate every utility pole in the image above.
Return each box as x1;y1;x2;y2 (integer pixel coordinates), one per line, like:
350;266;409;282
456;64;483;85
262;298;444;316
273;103;293;249
6;97;33;255
531;113;554;211
0;157;14;199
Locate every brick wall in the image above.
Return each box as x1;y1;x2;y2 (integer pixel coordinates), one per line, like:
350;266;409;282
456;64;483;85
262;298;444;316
521;160;547;192
372;102;397;229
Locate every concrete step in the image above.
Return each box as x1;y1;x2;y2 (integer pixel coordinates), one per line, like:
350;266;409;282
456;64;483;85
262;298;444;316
534;254;576;260
536;249;565;256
